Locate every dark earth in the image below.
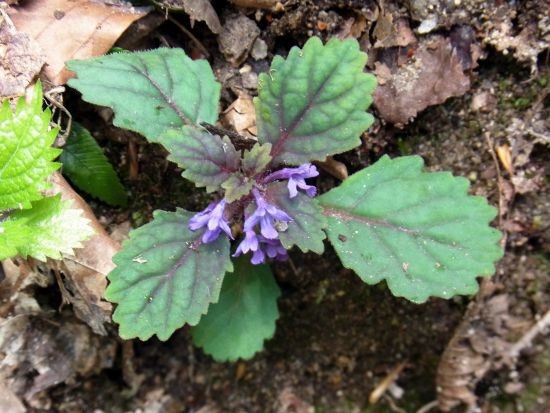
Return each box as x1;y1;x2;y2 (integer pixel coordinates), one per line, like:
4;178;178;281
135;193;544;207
1;0;549;412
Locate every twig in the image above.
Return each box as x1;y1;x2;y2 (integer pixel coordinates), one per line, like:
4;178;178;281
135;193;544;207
369;362;407;404
416;400;438;413
200;122;256;151
484;132;509;237
507;310;550;360
167;16;210;58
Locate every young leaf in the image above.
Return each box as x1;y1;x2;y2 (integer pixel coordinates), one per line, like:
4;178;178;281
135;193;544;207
267;181;327;254
0;195;94;261
221;174;255;202
255;37;376;165
67;48;221;142
60;122;127;206
158;126;240;192
318;155;503;303
105;209;233;341
242;142;272;176
0;82;61;210
191;257;280;362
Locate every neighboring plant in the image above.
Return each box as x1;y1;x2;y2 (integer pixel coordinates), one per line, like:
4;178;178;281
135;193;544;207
60;122;128;206
68;37;503;361
0;82;93;261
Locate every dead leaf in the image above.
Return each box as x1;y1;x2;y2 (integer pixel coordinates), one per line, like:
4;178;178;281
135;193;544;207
373;36;472;126
218;14;260;66
374;14;416;49
0;314;116;400
229;0;280;9
223;93;257;138
47;172;119;335
496;144;513;175
315;157;348;181
155;0;221;34
8;0;148;85
0;12;45;97
275;388;314;413
0;384;26;413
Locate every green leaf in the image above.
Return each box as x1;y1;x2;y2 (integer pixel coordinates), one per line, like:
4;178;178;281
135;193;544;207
0;82;61;210
267;181;327;254
59;122;127;206
0;195;94;261
242;142;272;175
221;174;255;202
255;37;376;165
67;48;221;142
318;155;503;303
105;209;233;341
191;257;280;362
158;126;240;192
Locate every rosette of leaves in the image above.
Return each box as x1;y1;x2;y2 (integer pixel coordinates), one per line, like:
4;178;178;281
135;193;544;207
68;37;503;361
0;82;93;261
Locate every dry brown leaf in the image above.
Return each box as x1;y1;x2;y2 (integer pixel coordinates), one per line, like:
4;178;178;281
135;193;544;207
0;12;45;97
496;144;513;175
275;388;314;413
229;0;280;9
8;0;147;85
47;172;119;335
218;14;260;66
0;383;26;413
223;93;258;138
373;36;472;126
315;157;348;181
156;0;221;34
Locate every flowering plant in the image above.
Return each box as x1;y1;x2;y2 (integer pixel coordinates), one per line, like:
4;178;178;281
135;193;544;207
68;37;503;361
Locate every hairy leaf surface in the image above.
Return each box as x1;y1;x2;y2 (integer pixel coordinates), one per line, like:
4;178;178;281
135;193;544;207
267;181;327;254
0;82;60;210
67;49;220;142
255;37;376;165
242;143;272;176
159;126;240;192
191;257;280;361
60;122;127;206
0;195;93;261
319;155;503;303
105;209;233;341
222;174;255;202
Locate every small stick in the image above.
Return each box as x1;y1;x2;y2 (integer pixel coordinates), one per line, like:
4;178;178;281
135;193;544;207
167;16;210;58
369;362;407;404
200;122;256;151
507;310;550;360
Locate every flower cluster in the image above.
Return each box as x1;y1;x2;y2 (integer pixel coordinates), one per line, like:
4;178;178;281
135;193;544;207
188;163;318;264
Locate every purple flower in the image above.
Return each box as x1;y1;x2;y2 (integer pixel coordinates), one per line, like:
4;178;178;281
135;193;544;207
265;163;319;198
259;236;288;262
245;188;292;239
189;199;233;243
233;232;288;264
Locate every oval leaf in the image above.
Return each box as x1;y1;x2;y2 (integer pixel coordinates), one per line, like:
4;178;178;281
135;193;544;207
266;181;327;254
318;155;503;303
60;122;127;206
67;48;221;142
158;126;240;192
105;209;233;341
255;37;376;165
191;257;280;362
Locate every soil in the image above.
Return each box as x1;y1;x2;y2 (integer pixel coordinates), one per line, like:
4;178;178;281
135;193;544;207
3;1;549;412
